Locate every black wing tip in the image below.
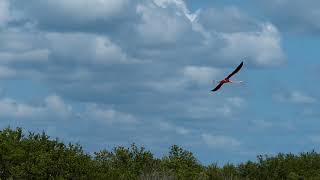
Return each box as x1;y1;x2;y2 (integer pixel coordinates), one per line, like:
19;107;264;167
211;86;219;91
236;61;244;70
226;61;244;79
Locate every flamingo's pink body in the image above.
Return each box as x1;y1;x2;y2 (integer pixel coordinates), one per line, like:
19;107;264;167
211;62;244;92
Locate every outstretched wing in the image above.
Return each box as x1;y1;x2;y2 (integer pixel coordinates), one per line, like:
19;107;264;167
226;61;243;79
211;82;224;92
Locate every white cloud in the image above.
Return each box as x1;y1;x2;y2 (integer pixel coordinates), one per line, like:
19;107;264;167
83;104;138;124
0;0;286;126
153;0;199;22
0;66;16;78
175;127;190;135
0;94;137;126
45;95;72;119
0;95;72;120
251;119;274;128
183;66;221;85
46;33;131;65
273;91;317;104
185;96;245;120
0;0;10;27
158;121;191;135
0;0;285;91
9;0;285;67
250;119;296;131
136;2;192;45
145;78;187;92
226;97;245;108
290;92;317;104
202;133;241;149
146;66;221;92
0;98;41;118
18;0;130;25
0;29;39;51
253;0;320;33
0;49;49;64
198;6;258;33
219;23;286;67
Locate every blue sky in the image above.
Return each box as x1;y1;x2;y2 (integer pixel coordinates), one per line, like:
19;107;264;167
0;0;320;165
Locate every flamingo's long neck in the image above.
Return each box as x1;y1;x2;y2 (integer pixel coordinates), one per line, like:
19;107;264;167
229;80;243;83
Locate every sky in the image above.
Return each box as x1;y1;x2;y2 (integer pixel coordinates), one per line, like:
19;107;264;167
0;0;320;165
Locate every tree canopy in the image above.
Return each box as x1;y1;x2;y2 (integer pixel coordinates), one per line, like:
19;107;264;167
0;127;319;179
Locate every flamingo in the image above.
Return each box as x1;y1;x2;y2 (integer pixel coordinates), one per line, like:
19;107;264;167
211;61;244;92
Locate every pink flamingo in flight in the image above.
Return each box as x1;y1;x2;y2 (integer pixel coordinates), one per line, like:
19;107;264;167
211;61;244;92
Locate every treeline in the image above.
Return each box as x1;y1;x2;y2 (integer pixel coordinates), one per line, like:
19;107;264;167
0;127;319;179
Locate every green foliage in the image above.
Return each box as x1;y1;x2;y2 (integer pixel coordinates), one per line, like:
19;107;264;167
93;143;157;179
203;163;224;180
2;127;320;179
161;145;203;179
0;127;93;179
